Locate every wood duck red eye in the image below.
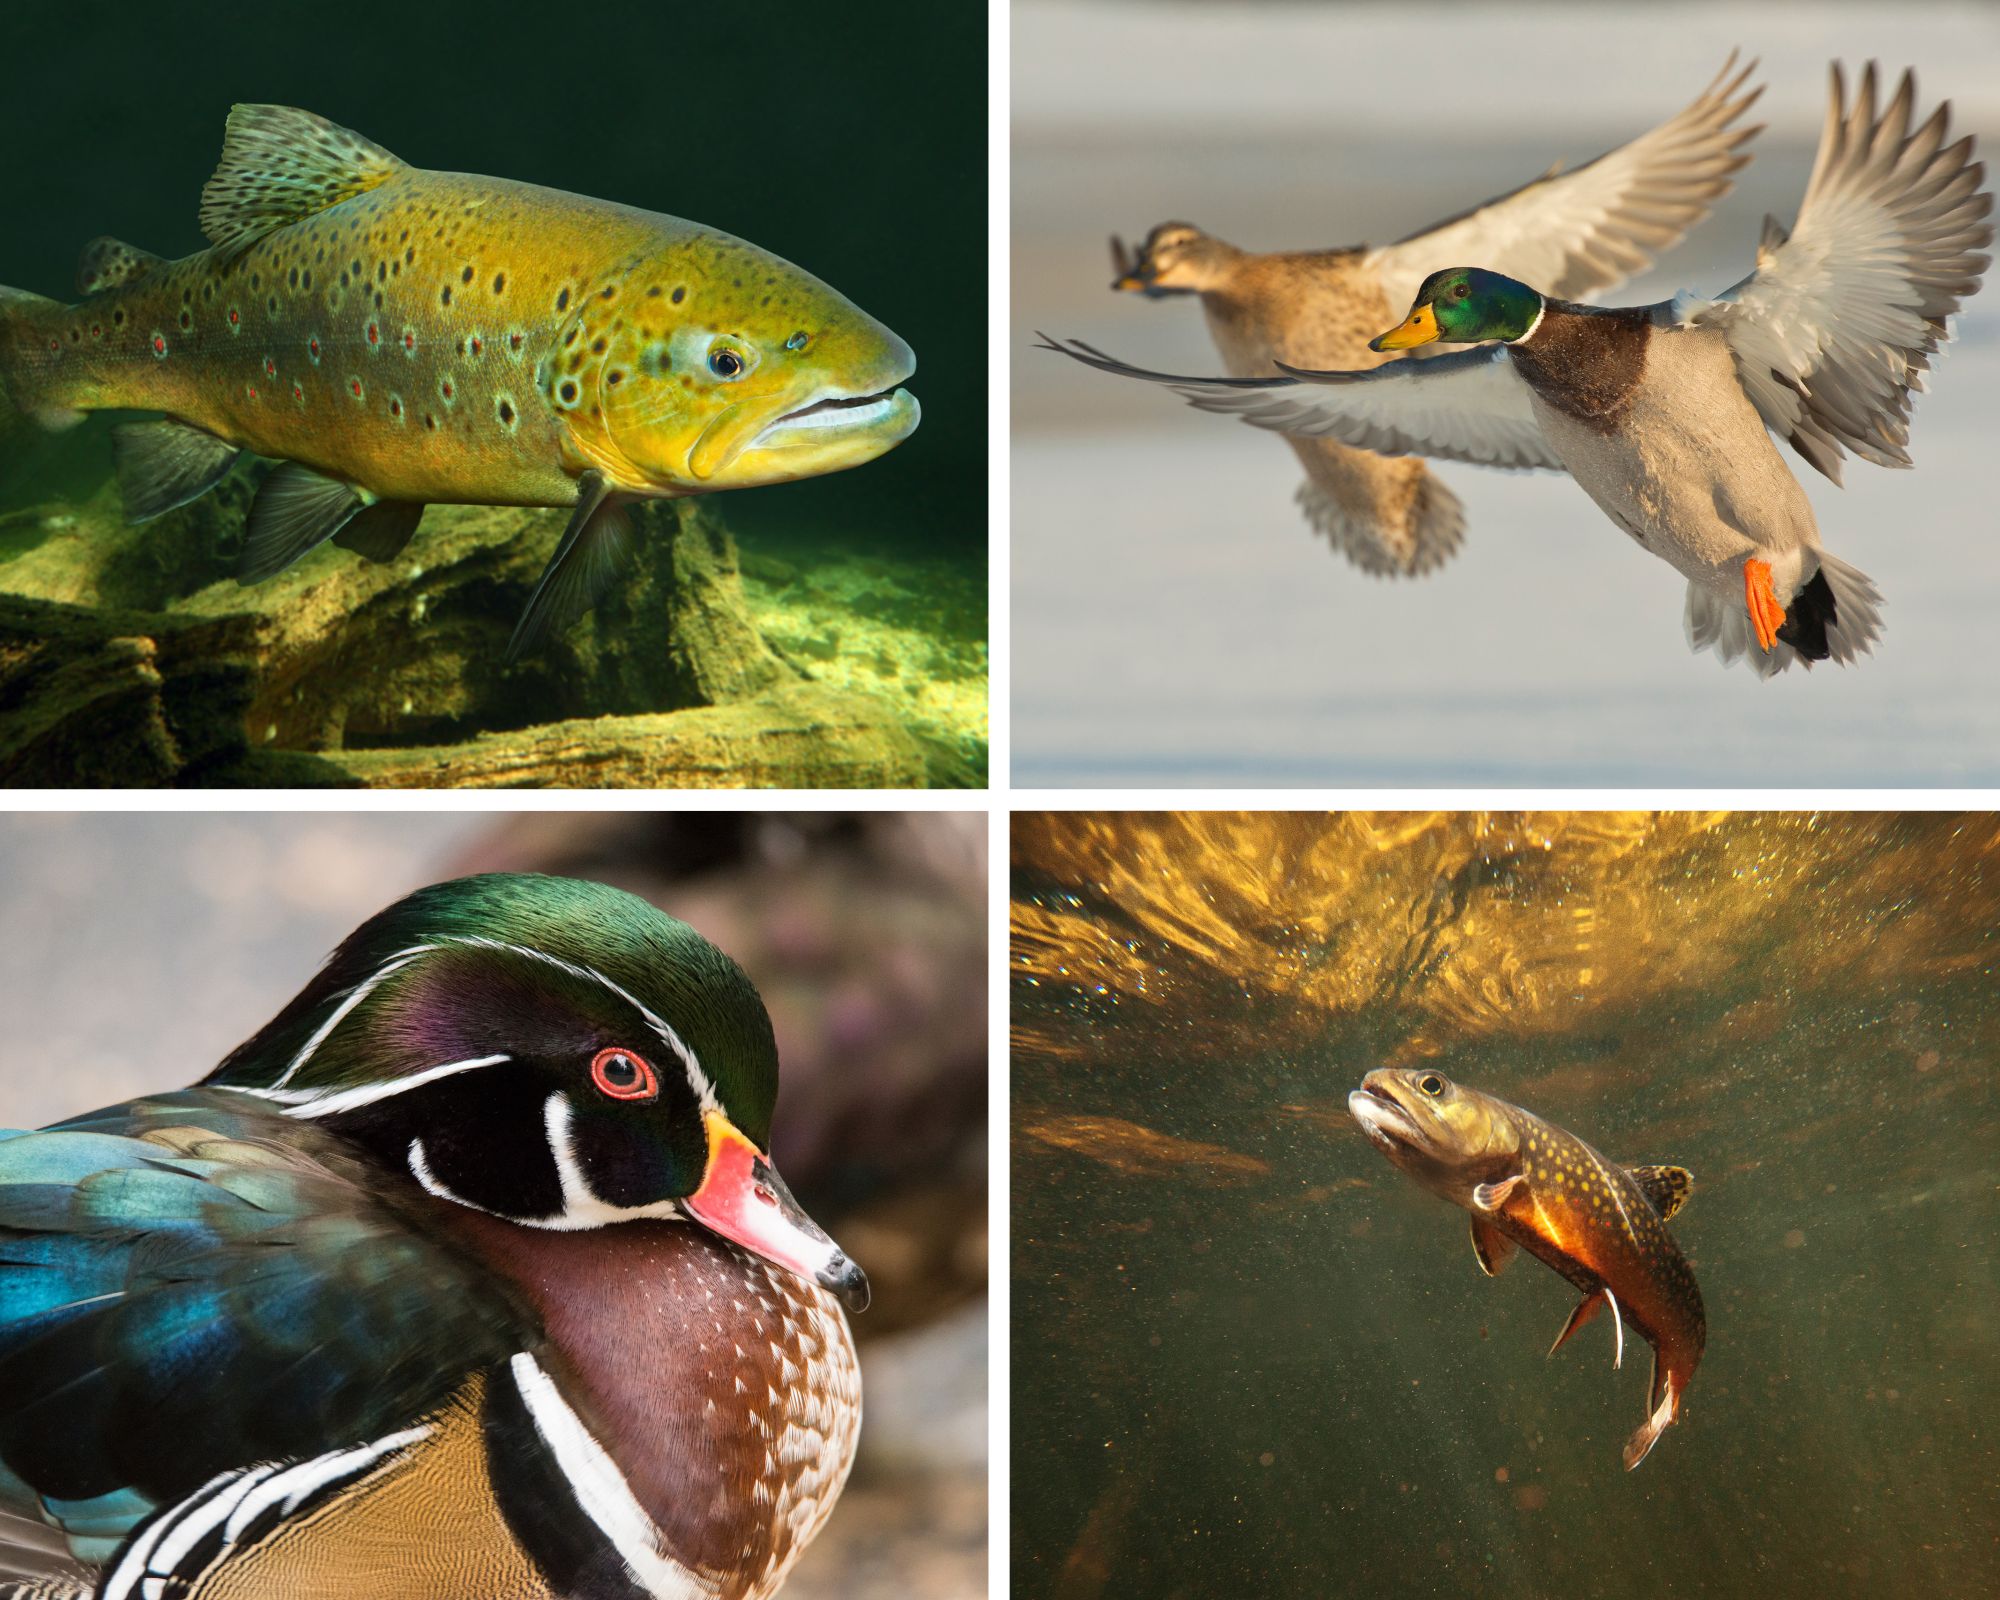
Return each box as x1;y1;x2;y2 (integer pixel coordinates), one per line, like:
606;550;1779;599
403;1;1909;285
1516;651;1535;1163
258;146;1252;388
590;1047;659;1101
1420;1074;1446;1096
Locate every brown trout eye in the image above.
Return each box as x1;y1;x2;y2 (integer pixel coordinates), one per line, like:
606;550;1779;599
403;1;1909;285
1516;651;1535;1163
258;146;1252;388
1419;1074;1446;1097
708;347;744;379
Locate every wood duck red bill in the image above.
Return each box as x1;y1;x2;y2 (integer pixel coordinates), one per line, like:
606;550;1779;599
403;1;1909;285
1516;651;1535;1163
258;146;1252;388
1348;1068;1705;1470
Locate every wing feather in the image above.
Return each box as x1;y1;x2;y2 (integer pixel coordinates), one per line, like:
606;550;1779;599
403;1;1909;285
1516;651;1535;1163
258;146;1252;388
1694;63;1992;484
1368;54;1764;312
1038;334;1562;471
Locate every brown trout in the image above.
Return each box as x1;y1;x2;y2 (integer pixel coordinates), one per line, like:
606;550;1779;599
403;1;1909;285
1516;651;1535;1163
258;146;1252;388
1348;1068;1705;1470
0;105;919;656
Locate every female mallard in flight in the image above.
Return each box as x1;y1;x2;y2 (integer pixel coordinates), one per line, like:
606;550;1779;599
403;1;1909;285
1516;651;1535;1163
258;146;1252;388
1101;56;1762;578
1049;64;1992;675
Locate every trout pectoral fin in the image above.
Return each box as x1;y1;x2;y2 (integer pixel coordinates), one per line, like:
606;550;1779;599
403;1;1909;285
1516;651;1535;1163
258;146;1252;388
1547;1286;1622;1370
1469;1215;1516;1278
112;419;241;524
506;471;636;662
1471;1174;1522;1212
1625;1164;1694;1221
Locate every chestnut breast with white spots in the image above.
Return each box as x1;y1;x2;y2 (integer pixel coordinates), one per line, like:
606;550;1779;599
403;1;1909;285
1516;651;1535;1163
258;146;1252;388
441;1210;861;1600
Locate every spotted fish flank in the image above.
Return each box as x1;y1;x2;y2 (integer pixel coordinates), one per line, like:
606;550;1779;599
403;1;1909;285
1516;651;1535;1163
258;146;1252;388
0;105;920;657
1348;1068;1706;1470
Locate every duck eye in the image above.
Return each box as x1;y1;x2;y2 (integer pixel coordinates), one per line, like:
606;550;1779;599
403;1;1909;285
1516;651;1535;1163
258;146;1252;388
1420;1074;1446;1096
590;1047;659;1102
1454;285;1470;301
708;347;744;379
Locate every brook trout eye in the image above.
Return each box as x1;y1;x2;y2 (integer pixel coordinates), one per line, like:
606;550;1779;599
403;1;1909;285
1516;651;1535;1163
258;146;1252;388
708;347;744;379
590;1047;659;1102
1420;1074;1446;1096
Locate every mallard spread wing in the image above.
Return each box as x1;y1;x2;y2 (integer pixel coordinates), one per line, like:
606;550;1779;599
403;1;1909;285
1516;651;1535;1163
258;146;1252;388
1038;335;1562;471
1368;54;1763;313
1692;63;1992;484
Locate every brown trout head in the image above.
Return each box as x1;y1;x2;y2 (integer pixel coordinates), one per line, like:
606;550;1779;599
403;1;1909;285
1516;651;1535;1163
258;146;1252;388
1346;1068;1523;1201
551;235;917;496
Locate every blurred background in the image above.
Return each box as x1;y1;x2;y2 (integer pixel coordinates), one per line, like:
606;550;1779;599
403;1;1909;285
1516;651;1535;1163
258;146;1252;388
1013;811;1999;1599
1014;1;2000;785
0;810;987;1600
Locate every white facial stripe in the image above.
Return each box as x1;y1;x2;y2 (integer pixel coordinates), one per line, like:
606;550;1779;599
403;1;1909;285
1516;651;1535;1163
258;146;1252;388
534;1093;681;1231
407;1138;500;1216
455;935;719;1113
509;1352;717;1600
271;943;438;1090
247;1055;511;1119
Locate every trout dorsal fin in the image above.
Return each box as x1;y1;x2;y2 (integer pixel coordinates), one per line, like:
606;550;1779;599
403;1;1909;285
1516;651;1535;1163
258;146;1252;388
77;237;162;296
1626;1164;1693;1221
199;105;402;254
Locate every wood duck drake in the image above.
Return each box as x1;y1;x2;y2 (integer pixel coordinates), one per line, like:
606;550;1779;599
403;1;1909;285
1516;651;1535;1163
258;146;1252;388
1099;57;1762;578
0;873;867;1600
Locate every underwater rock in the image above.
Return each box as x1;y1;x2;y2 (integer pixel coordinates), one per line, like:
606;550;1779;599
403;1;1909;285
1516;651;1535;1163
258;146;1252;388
331;683;933;789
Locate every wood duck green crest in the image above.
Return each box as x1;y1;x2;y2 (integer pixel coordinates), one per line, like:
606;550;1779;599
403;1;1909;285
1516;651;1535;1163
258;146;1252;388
0;873;866;1600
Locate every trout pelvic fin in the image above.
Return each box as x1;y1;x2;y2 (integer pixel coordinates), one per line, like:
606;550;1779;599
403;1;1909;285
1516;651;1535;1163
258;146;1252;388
111;419;240;523
77;237;163;296
1546;1286;1622;1370
200;105;403;255
1468;1215;1516;1278
239;463;366;583
1625;1164;1694;1221
333;501;427;565
506;471;636;662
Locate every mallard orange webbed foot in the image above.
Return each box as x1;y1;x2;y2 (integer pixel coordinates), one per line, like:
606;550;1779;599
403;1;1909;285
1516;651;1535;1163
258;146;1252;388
1744;558;1786;653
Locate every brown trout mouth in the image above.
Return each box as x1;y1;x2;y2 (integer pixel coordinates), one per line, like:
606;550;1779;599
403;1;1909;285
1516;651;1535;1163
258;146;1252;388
755;382;919;451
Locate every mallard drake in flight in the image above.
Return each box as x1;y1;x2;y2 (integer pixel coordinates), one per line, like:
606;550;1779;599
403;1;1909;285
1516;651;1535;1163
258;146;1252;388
1050;64;1992;676
0;874;866;1600
1102;56;1763;577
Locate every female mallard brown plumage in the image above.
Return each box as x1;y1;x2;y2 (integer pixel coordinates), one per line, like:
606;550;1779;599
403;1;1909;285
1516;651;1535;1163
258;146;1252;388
1053;63;1992;676
1101;55;1763;577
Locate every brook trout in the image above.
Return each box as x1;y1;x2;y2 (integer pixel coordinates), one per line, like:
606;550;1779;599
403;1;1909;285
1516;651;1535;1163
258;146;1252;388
0;105;919;657
1348;1068;1705;1470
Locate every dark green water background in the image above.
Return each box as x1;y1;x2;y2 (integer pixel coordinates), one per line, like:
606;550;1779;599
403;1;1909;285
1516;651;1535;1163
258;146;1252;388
1013;813;1999;1599
0;0;983;568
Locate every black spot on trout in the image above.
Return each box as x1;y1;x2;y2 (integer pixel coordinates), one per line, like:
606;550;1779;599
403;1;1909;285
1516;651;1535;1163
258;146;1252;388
0;104;920;659
1349;1068;1705;1471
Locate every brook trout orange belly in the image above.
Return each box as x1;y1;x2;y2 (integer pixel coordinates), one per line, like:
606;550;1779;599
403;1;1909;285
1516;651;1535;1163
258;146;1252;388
1348;1067;1706;1470
0;105;920;655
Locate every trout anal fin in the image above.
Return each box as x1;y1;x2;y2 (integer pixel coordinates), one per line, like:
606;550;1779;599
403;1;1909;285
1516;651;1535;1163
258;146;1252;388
506;470;637;662
111;420;240;524
1469;1215;1516;1278
1471;1174;1522;1212
1625;1164;1694;1221
238;463;367;583
1547;1286;1623;1370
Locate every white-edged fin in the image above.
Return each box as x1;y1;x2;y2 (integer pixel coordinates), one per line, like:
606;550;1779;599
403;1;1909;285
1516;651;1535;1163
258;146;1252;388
1471;1174;1523;1212
238;463;365;583
505;470;636;663
1622;1374;1678;1471
111;420;241;524
1547;1288;1605;1358
1469;1214;1517;1277
1604;1285;1625;1370
200;105;403;255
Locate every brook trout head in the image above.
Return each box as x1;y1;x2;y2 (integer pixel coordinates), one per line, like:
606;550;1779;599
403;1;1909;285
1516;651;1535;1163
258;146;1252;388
1347;1068;1522;1195
549;233;918;494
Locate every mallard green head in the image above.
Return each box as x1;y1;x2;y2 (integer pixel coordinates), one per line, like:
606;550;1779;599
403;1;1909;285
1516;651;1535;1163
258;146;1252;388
1111;222;1242;297
206;872;868;1310
1371;268;1545;351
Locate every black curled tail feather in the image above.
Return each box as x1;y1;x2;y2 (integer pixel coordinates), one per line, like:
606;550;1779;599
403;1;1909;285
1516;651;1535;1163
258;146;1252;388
1775;567;1837;661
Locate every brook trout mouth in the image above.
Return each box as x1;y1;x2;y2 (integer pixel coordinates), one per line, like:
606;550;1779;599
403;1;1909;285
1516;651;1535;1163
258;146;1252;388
1347;1085;1421;1151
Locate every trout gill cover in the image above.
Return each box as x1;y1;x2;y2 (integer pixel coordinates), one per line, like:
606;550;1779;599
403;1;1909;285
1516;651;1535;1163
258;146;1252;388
0;105;920;657
1348;1068;1706;1470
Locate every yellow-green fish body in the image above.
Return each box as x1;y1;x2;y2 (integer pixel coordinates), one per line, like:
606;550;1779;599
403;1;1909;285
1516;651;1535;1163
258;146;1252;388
0;106;919;653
